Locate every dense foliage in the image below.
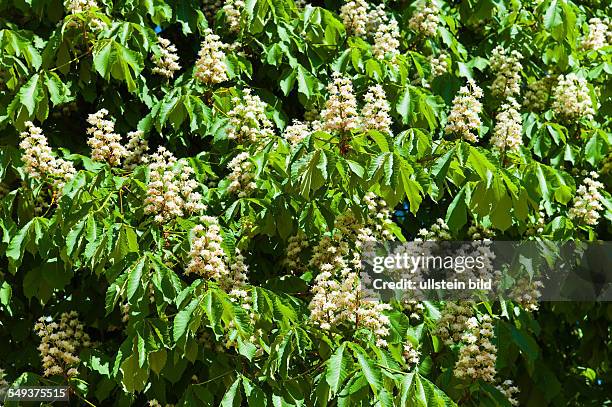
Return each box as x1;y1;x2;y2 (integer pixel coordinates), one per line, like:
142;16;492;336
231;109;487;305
0;0;611;405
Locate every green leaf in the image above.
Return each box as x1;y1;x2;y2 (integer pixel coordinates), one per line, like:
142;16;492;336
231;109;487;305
120;354;149;393
445;186;468;231
17;73;42;116
353;348;381;393
149;349;167;375
221;376;242;407
173;297;200;341
325;343;349;395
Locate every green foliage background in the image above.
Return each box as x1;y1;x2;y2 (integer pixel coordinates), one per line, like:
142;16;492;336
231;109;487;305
0;0;611;405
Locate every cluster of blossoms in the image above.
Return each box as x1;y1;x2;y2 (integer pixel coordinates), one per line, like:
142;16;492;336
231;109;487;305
365;4;387;34
152;37;181;79
223;0;244;32
227;152;256;197
408;1;440;37
194;29;228;85
362;192;395;242
66;0;98;13
523;76;554;111
417;218;451;241
19;121;76;191
403;342;420;370
454;315;497;382
284;120;312;146
526;207;546;236
466;223;494;241
186;217;229;280
34;312;91;377
372;18;400;60
188;223;254;350
86;109;127;166
66;0;107;30
433;301;473;345
402;300;425;322
496;380;520;406
568;172;604;226
123;130;149;170
309;196;395;346
223;249;250;299
511;278;544;311
444;80;484;143
321;73;361;133
144;147;204;223
551;74;595;121
581;18;611;51
361;85;393;134
284;231;309;274
339;0;370;37
429;53;448;78
227;89;275;144
491;98;523;153
489;46;523;98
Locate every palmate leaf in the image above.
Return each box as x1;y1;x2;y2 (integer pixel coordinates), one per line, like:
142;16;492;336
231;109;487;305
6;71;72;124
290;149;330;199
93;39;144;92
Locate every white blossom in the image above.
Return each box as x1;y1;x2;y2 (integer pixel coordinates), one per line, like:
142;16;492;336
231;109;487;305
372;18;400;60
195;29;228;85
186;218;229;281
321;73;360;133
66;0;107;30
491;98;523;153
429;53;448;78
444;80;483;143
19;121;76;191
227;152;256;197
144;147;205;223
361;85;392;134
417;218;452;241
86;109;126;166
123;130;149;170
568;171;604;226
581;18;610;51
227;89;275;144
454;315;497;382
223;0;244;32
152;37;181;79
489;46;522;98
433;301;473;345
284;120;311;146
308;194;395;347
551;73;595;121
403;342;420;369
495;380;520;406
408;1;440;37
340;0;369;37
511;278;544;311
34;311;91;377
